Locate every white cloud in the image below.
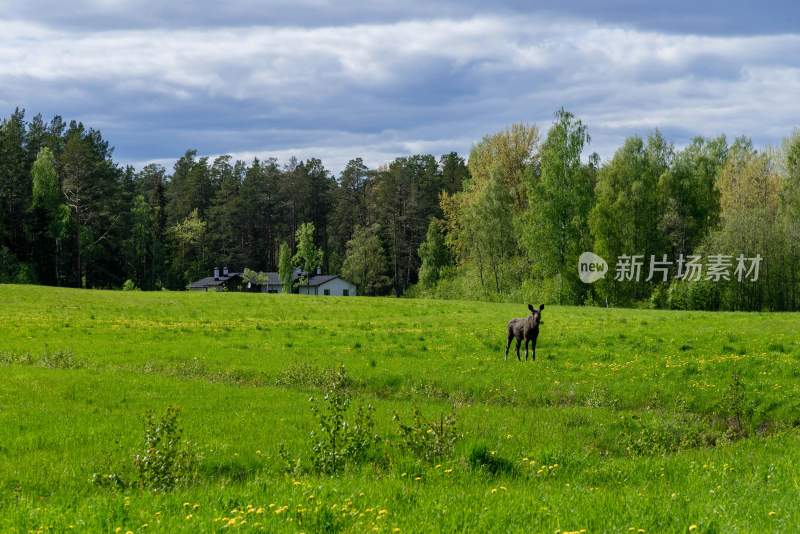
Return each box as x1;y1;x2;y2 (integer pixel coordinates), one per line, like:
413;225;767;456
2;14;799;170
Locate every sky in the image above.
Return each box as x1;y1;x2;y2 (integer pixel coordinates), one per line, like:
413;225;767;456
2;1;799;174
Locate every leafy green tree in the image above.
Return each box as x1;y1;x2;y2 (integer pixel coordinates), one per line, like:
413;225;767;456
658;136;727;257
278;241;293;293
441;124;539;295
524;109;596;302
589;132;672;304
242;267;267;290
418;219;452;288
293;222;323;282
30;147;67;284
342;224;390;295
169;209;207;286
781;132;800;309
702;139;783;310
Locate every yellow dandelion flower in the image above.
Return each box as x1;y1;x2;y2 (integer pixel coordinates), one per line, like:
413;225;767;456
689;526;698;531
185;514;193;521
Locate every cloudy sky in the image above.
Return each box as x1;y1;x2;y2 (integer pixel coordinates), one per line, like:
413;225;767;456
2;1;799;173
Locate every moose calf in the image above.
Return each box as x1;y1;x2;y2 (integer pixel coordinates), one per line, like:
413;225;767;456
505;304;544;361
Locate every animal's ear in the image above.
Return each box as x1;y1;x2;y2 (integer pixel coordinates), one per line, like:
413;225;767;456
539;304;545;311
528;304;534;312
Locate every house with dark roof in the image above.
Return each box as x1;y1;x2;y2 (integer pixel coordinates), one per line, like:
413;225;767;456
189;267;243;291
259;267;302;293
297;274;356;296
191;266;356;296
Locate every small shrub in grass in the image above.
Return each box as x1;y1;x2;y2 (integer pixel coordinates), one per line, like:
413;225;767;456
0;350;83;369
393;406;459;463
91;472;127;491
275;362;353;389
468;444;516;477
720;372;755;439
309;365;379;474
122;279;138;291
311;506;346;534
277;442;303;475
767;342;787;353
133;407;199;491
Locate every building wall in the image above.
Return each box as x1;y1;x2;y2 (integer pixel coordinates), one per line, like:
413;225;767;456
262;284;283;293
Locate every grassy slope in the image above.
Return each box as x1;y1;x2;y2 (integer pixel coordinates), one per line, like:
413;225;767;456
1;285;799;533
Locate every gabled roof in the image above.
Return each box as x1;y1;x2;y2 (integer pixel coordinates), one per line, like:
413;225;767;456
301;274;341;287
189;272;241;288
265;270;303;285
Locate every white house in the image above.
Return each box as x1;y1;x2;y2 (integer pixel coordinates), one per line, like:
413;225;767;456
297;275;357;296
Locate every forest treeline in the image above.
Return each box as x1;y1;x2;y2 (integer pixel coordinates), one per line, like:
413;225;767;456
1;108;799;310
0;109;467;296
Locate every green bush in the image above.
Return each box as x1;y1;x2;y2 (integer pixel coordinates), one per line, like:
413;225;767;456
688;279;720;310
649;284;668;309
122;279;138;291
308;366;379;474
393;406;459;463
133;407;199;491
468;444;516;476
667;280;690;309
719;372;755;439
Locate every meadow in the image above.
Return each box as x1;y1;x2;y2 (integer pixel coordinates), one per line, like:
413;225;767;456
1;284;799;533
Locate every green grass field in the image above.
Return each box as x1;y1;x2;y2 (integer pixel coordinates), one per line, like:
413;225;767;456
1;285;799;533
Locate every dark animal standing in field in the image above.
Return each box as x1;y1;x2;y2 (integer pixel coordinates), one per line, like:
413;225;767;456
505;304;544;361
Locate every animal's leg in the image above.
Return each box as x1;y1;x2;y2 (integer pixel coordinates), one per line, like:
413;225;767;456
505;331;512;360
515;339;521;361
525;339;530;361
532;336;538;361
